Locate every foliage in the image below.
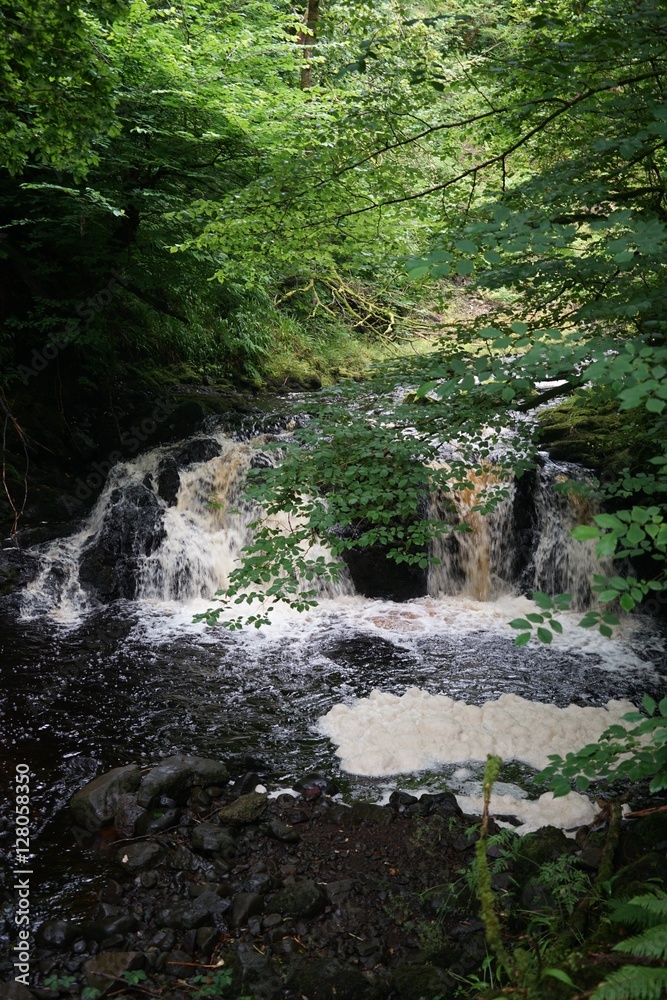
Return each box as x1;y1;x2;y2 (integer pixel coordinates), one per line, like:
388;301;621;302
592;891;667;1000
539;694;667;797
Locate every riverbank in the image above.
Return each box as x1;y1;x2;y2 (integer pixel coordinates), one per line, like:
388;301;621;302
2;755;666;1000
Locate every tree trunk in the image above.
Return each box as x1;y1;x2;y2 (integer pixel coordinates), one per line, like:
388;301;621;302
299;0;320;90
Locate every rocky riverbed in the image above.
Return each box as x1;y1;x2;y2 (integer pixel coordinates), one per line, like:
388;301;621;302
2;754;667;1000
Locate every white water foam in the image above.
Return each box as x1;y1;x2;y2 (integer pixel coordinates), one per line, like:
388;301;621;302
318;688;636;775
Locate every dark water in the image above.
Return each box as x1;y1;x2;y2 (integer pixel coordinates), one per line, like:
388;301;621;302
2;593;665;918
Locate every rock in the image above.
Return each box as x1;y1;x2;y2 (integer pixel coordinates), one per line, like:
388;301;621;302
420;791;463;818
230;892;265;928
83;952;145;995
611;852;667;899
292;772;340;797
172;438;221;468
217;792;267;826
342;541;428;601
169;845;199;872
157;892;227;931
135;807;180;836
84;914;139;942
0;983;36;1000
266;818;300;843
235;942;281;1000
164;951;198;979
346;801;393;826
36;919;81;948
137;755;229;808
265;880;325;919
191;823;236;857
69;764;142;832
389;790;419;810
78;483;166;601
286;959;373;1000
323;880;354;906
233;772;262;796
116;841;164;872
113;793;145;838
156;457;180;506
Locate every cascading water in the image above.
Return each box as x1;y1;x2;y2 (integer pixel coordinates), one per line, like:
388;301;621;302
4;412;665;902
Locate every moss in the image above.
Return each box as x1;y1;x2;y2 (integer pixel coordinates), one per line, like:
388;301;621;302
537;393;652;473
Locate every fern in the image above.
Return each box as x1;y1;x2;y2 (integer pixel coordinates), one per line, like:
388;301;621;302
592;966;667;1000
593;892;667;1000
608;891;667;930
615;925;667;960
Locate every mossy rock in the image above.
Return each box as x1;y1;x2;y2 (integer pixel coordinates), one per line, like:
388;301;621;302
537;394;651;473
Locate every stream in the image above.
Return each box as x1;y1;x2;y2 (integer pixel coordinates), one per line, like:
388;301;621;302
1;406;666;921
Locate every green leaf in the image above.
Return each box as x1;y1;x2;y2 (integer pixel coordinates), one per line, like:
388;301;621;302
572;525;600;540
537;627;553;644
514;632;531;646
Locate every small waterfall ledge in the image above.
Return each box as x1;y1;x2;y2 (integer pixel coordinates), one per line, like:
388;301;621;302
21;429;617;620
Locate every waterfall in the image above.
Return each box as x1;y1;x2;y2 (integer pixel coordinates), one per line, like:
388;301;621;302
427;457;612;609
22;429;614;619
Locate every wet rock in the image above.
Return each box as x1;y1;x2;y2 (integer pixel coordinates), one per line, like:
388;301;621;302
196;926;218;955
389;790;419;810
293;772;340;797
0;983;36;1000
83;951;145;994
84;914;139;942
231;892;265;928
164;950;197;979
79;483;166;601
611;851;667;899
346;801;393;826
117;841;165;872
266;880;325;919
191;823;236;857
217;792;267;826
342;541;428;601
135;807;180;836
420;791;463;818
36;919;81;948
137;755;229;807
323;880;354;906
156;457;180;507
235;942;281;1000
113;793;145;838
70;764;142;831
233;772;262;796
189;786;212;810
172;438;221;468
169;845;199;872
0;549;38;597
157;891;227;930
266;818;300;843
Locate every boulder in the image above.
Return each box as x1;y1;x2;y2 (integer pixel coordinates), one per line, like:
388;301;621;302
117;841;165;872
70;765;142;831
79;483;166;601
156;457;180;507
137;755;229;807
83;951;145;995
217;792;267;826
191;823;236;857
156;891;227;930
265;880;325;919
35;919;81;948
172;438;221;468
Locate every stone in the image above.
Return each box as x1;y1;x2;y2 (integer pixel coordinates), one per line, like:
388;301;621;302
164;951;198;979
78;483;166;601
389;790;419;809
0;984;36;1000
292;772;340;797
230;892;265;928
286;959;373;1000
172;438;221;468
70;765;142;832
116;841;164;872
35;919;81;948
265;880;325;919
84;914;139;942
156;457;180;507
217;792;267;826
233;772;262;796
135;807;180;836
113;793;145;838
83;951;145;995
420;791;463;818
169;845;199;872
191;823;236;857
267;818;300;843
346;801;393;826
137;755;229;808
156;892;227;931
